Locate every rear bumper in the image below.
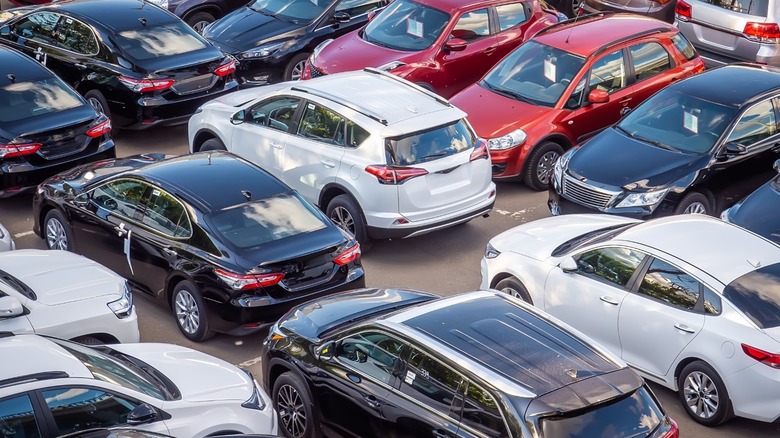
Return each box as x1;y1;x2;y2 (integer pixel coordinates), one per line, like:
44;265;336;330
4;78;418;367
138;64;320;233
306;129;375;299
367;197;495;239
676;20;780;67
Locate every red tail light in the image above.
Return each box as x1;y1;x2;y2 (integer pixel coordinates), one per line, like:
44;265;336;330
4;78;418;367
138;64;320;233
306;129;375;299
744;22;780;43
742;343;780;368
0;142;41;159
662;419;679;438
214;268;285;290
365;165;428;184
675;0;691;19
334;242;361;266
86;118;112;138
470;139;489;161
118;76;175;93
214;58;236;77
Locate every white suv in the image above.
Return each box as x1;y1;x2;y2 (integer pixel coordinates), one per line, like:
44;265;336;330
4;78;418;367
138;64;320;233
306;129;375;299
188;68;496;245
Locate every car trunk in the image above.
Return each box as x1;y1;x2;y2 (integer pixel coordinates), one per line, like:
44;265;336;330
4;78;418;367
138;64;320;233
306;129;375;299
688;0;767;58
5;107;100;165
139;51;229;98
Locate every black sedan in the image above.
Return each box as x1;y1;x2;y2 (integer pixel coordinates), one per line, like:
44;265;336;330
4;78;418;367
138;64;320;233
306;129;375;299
722;158;780;245
1;45;113;197
549;64;780;218
32;152;365;342
203;0;383;85
0;0;238;130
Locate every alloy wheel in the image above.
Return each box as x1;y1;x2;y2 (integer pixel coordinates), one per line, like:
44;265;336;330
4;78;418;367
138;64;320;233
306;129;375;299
175;290;200;334
192;21;209;34
277;383;307;437
571;0;582;15
291;60;306;81
330;206;355;235
88;97;105;115
501;286;524;300
683;371;719;419
536;151;560;186
683;202;707;215
46;218;68;250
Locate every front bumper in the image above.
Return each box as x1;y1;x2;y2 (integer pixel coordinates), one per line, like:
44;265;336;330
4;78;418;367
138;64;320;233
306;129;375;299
547;188;676;219
489;144;532;179
233;56;288;86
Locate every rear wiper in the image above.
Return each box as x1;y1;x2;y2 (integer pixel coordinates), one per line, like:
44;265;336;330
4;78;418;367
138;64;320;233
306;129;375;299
422;151;448;160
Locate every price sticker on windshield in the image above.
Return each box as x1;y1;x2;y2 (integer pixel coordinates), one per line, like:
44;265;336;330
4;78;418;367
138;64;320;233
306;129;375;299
544;59;556;82
406;19;423;38
683;111;698;134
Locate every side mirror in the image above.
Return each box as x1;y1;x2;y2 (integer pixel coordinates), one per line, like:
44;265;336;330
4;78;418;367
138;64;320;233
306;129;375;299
315;341;336;361
587;89;609;104
231;110;246;125
444;38;467;52
559;256;578;273
0;26;10;37
723;141;747;157
774;158;780;173
127;403;157;425
73;193;89;208
0;296;23;318
332;11;350;23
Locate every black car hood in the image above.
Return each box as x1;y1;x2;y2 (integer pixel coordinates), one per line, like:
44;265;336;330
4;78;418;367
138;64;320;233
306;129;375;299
730;176;780;244
0;106;96;140
568;128;705;190
203;6;300;52
44;153;170;193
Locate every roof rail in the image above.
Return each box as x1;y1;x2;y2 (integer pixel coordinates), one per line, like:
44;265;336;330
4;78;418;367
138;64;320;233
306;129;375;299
290;86;388;126
592;27;668;56
363;67;453;107
533;11;615;38
0;371;69;389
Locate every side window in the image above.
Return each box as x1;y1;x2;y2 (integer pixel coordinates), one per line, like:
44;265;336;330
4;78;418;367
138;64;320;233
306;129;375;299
629;42;671;82
726;99;778;147
451;9;490;41
462;381;508;438
400;347;464;420
670;33;697;61
42;387;138;436
637;258;700;310
589;49;627;95
91;180;149;221
14;12;60;45
346;121;370;148
335;0;382;17
575;247;645;287
298;102;346;146
337;331;404;384
55;17;98;55
247;97;300;132
495;3;528;32
0;395;42;438
141;188;191;237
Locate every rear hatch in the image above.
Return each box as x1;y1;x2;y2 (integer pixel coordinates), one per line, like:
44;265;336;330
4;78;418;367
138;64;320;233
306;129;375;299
685;0;769;59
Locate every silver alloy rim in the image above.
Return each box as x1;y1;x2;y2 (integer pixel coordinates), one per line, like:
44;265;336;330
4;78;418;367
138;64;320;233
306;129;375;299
684;202;707;215
572;0;581;14
88;97;105;115
46;218;68;250
536;151;560;185
291;60;306;81
192;20;210;34
277;384;306;437
330;206;355;235
683;371;719;419
501;287;524;300
175;290;200;334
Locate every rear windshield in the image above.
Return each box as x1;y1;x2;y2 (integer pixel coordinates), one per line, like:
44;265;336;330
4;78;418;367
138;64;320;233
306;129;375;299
209;193;328;248
385;119;475;165
723;262;780;328
113;21;209;60
699;0;767;16
0;77;83;123
540;386;663;438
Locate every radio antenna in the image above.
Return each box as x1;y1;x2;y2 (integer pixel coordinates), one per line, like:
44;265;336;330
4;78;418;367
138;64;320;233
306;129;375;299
564;3;584;44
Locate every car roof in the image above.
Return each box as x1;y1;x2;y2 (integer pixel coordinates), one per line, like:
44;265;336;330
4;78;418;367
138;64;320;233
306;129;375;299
0;334;92;384
669;64;780;108
0;46;52;82
42;0;178;32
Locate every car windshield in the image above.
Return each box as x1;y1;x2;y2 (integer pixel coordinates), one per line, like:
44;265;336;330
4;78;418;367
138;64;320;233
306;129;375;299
551;223;639;257
363;0;450;51
385;119;475;165
481;41;586;108
249;0;330;22
113;21;209;61
617;88;738;154
209;193;328;248
723;262;780;329
0;77;83;124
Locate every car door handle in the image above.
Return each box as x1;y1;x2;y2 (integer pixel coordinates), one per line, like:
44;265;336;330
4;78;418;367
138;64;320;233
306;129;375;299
619;97;632;104
363;395;382;409
484;46;497;55
674;323;696;334
599;296;619;305
114;224;128;237
161;247;176;256
74;62;87;69
320;159;336;168
271;142;283;149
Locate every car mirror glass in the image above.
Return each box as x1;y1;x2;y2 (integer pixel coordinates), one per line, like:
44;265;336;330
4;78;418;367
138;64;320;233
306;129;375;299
0;296;23;318
560;256;578;273
315;341;335;361
74;193;90;208
127;403;157;425
231;110;246;125
444;38;468;52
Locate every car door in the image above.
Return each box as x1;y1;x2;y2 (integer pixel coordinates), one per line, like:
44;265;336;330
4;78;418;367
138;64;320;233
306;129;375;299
0;393;49;438
543;246;647;355
3;11;62;67
491;2;534;60
47;14;102;87
622;40;683;108
618;257;706;378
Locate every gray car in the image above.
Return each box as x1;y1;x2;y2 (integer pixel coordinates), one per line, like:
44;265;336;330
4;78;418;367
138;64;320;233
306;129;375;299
579;0;676;23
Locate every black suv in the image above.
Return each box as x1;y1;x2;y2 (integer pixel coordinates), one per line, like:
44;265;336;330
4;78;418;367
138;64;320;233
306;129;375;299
261;288;679;438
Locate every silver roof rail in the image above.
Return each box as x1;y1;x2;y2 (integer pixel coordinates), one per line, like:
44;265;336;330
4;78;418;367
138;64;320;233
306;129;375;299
290;85;389;126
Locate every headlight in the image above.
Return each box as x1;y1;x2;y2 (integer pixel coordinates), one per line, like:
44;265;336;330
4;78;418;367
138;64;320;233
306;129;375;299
720;207;731;222
484;243;501;259
240;369;267;411
721;200;741;222
616;189;670;208
311;39;334;63
487;129;526;150
377;61;407;71
240;41;284;59
107;282;133;319
553;147;577;188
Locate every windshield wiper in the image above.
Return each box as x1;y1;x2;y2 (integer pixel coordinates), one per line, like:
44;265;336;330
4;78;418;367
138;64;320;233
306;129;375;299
480;81;534;104
634;135;679;152
614;125;635;139
422;151;448;160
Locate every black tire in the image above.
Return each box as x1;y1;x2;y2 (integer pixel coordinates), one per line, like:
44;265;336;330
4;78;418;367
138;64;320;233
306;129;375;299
678;361;733;426
185;11;216;33
674;191;713;215
284;53;310;82
72;336;103;345
524;141;564;191
495;277;532;304
84;90;111;121
44;209;74;251
326;195;371;249
273;371;319;438
172;280;214;342
200;137;226;152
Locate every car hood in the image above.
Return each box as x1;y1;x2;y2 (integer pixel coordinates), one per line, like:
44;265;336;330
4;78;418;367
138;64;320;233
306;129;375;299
313;30;420;74
43;153;171;194
0;250;122;305
568;127;706;190
728;176;780;244
203;6;299;53
110;343;255;402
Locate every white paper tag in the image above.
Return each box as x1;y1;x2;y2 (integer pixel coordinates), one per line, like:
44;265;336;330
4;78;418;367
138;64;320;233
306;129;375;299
406;19;423;38
404;370;416;385
683;111;698;134
152;189;160;197
307;103;315;110
544;59;556;82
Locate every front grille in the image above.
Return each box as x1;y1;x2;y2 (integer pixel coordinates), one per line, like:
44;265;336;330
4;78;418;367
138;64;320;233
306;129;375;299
309;64;327;78
562;175;618;210
171;74;217;95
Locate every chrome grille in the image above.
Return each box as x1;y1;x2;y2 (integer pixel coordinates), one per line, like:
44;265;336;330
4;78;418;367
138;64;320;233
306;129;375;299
562;175;618;210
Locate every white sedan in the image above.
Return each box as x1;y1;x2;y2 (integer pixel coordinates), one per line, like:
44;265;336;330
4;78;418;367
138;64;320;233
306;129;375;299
0;221;13;252
480;214;780;427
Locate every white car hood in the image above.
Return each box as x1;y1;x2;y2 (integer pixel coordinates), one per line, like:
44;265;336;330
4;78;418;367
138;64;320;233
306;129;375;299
110;343;254;403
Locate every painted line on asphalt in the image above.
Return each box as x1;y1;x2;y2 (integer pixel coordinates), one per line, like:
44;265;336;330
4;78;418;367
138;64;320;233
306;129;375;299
238;356;263;368
14;231;34;238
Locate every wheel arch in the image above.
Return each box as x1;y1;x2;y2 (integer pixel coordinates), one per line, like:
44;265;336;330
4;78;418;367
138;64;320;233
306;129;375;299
319;182;360;212
673;355;720;391
180;4;223;21
165;272;196;309
191;128;223;152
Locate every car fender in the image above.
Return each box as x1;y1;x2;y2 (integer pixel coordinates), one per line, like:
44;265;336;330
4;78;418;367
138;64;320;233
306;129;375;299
485;251;558;309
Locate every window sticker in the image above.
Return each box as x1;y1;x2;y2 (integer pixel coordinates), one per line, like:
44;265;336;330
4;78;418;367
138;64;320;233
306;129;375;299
404;370;416;385
684;111;698;134
65;18;73;24
544;59;556;82
307;103;315;110
406;19;423;38
151;189;160;197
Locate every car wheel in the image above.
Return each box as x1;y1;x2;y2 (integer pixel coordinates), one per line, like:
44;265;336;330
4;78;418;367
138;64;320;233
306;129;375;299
524;141;564;191
185;11;216;34
284;53;310;82
84;90;111;121
495;277;532;304
678;361;733;426
273;371;319;438
200;138;226;152
172;280;215;342
674;191;712;215
44;209;73;251
326;195;371;248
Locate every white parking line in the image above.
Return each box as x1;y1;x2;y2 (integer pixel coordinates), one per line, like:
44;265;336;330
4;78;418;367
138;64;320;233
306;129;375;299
14;231;34;238
238;356;263;368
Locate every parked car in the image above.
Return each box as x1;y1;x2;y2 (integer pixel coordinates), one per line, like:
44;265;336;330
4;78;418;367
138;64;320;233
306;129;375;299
60;429;279;438
32;152;365;342
0;0;238;130
576;0;677;23
0;44;114;198
262;287;679;438
721;158;780;244
450;13;704;190
675;0;780;66
481;213;780;425
549;64;780;217
302;0;562;98
0;333;277;437
203;0;384;85
0;249;139;343
0;222;14;251
189;68;496;246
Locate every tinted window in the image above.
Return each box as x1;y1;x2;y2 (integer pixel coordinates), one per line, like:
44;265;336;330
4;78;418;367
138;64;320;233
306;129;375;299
0;395;41;438
336;0;382;17
400;347;464;419
251;0;329;21
141;187;191;237
723;262;780;328
638;258;700;310
630;42;671;82
451;9;490;41
575;247;645;287
727;99;777;147
14;12;59;44
298;102;346;145
671;33;697;61
589;49;626;95
363;0;450;51
43;387;138;435
248;97;300;132
114;22;209;61
496;3;527;32
462;382;508;438
55;17;98;55
91;180;149;221
347;120;370;147
338;331;404;384
386;119;475;165
699;0;767;15
0;77;84;124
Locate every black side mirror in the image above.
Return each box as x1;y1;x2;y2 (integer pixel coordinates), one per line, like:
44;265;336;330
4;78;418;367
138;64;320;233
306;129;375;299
231;110;246;125
722;141;747;158
332;11;350;23
0;26;10;37
127;403;157;425
73;193;89;208
315;341;336;361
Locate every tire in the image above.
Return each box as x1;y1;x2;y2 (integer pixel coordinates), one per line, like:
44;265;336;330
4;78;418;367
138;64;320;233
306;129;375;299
200;138;226;152
284;53;310;82
44;209;74;251
172;280;215;342
524;141;564;191
84;90;111;121
678;361;733;426
495;277;532;304
326;195;371;249
185;11;216;34
674;191;713;215
273;371;319;438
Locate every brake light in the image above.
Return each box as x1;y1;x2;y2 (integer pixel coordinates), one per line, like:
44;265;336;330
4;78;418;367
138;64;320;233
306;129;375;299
662;419;679;438
86;118;112;138
214;268;285;290
742;343;780;368
214;58;236;77
0;142;41;159
118;76;175;93
334;242;361;266
744;22;780;43
365;165;428;184
675;0;691;19
470;139;489;161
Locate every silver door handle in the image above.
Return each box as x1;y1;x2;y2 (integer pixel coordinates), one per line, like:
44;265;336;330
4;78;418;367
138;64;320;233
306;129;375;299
74;62;87;69
363;395;382;409
320;159;336;168
162;247;176;256
599;296;619;305
271;142;283;149
114;224;128;237
674;323;696;334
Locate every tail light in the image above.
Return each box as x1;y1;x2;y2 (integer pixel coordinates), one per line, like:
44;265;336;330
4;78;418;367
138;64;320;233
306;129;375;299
365;165;428;184
742;343;780;368
470;139;489;161
744;22;780;43
334;242;361;266
654;0;673;4
86;118;112;138
0;142;41;159
118;76;175;93
675;0;691;19
214;268;285;290
214;58;236;77
662;419;679;438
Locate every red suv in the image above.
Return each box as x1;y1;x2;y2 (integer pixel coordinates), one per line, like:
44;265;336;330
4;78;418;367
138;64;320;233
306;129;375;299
301;0;562;98
450;13;706;190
